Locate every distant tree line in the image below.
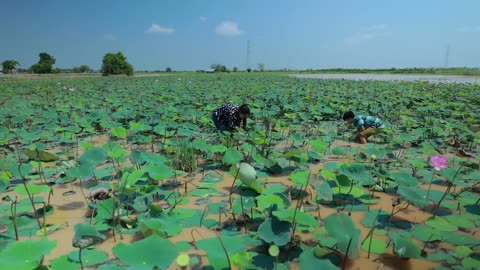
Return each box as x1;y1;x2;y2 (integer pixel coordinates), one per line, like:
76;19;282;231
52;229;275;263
1;51;135;76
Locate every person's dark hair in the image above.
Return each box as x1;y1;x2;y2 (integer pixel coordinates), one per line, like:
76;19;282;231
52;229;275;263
238;104;250;115
343;110;355;121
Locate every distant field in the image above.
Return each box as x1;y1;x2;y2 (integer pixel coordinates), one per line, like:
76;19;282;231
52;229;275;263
1;74;479;270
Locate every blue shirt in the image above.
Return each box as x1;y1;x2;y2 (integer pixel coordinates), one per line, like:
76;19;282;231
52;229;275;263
353;115;384;129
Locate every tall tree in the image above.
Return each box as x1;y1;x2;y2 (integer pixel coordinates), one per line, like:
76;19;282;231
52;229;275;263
31;52;56;74
1;60;20;74
101;52;134;76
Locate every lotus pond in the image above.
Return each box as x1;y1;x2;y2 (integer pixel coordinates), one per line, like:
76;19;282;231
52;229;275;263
0;74;479;270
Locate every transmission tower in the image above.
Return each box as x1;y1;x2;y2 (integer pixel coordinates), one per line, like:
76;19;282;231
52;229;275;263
445;44;450;68
246;40;251;71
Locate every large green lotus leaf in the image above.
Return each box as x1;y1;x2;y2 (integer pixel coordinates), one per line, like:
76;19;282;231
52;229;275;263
289;169;310;186
361;236;387;254
442;233;480;246
339;163;370;183
49;254;80;270
230;162;262;193
232;196;257;215
315;181;333;201
425;217;458;232
14;183;51;196
144;164;174;181
24;148;59;162
257;217;292;246
111;126;127;138
397;186;429;207
453;246;474;259
66;163;95;180
427;252;457;264
263;182;289;195
462;255;480;269
332;146;346;156
364;145;387;159
335;174;351;187
325;213;361;259
273;208;320;227
222;148;243;165
309;139;328;153
444;214;476;229
138;217;182;238
0;237;57;269
299;246;339;270
331;186;364;198
67;248;108;267
73;223;106;248
77;147;107;166
389;171;419;187
391;235;421;259
197;235;246;270
361;209;390;228
0;178;8;193
411;225;443;242
256;193;290;211
112;235;178;270
130;151;167;166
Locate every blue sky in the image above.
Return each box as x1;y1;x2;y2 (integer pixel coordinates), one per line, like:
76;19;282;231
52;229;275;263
1;0;479;71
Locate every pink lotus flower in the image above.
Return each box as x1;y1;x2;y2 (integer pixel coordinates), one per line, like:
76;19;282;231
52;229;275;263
430;155;447;171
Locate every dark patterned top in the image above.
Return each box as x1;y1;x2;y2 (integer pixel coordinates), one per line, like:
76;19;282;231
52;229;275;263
213;103;239;130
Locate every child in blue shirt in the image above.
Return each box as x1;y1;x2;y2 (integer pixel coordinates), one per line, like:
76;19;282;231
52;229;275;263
343;110;385;144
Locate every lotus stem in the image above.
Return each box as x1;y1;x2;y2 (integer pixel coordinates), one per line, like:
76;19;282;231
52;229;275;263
239;193;247;233
10;199;19;241
79;247;84;270
343;237;353;270
228;166;241;209
291;171;311;242
17;163;41;229
432;165;463;218
199;205;208;227
216;232;232;270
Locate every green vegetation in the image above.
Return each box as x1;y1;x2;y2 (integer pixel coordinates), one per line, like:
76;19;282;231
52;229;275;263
31;52;56;74
1;60;20;74
101;51;134;76
0;74;479;269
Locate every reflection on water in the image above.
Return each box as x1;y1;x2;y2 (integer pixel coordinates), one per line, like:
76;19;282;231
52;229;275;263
290;73;480;84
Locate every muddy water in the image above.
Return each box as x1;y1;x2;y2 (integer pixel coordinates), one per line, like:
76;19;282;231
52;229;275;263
13;135;477;270
290;73;480;84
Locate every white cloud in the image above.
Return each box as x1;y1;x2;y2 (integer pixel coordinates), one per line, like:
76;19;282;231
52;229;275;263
145;24;175;34
345;24;392;44
104;34;116;41
367;24;387;31
215;21;243;37
200;16;208;22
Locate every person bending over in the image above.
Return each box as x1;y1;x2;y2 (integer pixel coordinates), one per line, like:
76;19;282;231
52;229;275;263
343;110;385;144
212;103;251;132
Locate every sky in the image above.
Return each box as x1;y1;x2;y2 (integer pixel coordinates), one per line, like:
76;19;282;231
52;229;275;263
1;0;479;71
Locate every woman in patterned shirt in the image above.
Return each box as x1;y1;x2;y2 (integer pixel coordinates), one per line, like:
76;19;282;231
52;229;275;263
212;103;251;132
343;110;385;144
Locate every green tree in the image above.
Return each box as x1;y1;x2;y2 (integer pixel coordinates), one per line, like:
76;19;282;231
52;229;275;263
72;65;92;73
101;52;134;76
232;67;238;72
1;60;19;74
31;52;56;74
165;67;172;72
210;64;228;72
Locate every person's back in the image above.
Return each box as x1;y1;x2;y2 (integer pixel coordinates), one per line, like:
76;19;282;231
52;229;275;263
354;115;384;129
